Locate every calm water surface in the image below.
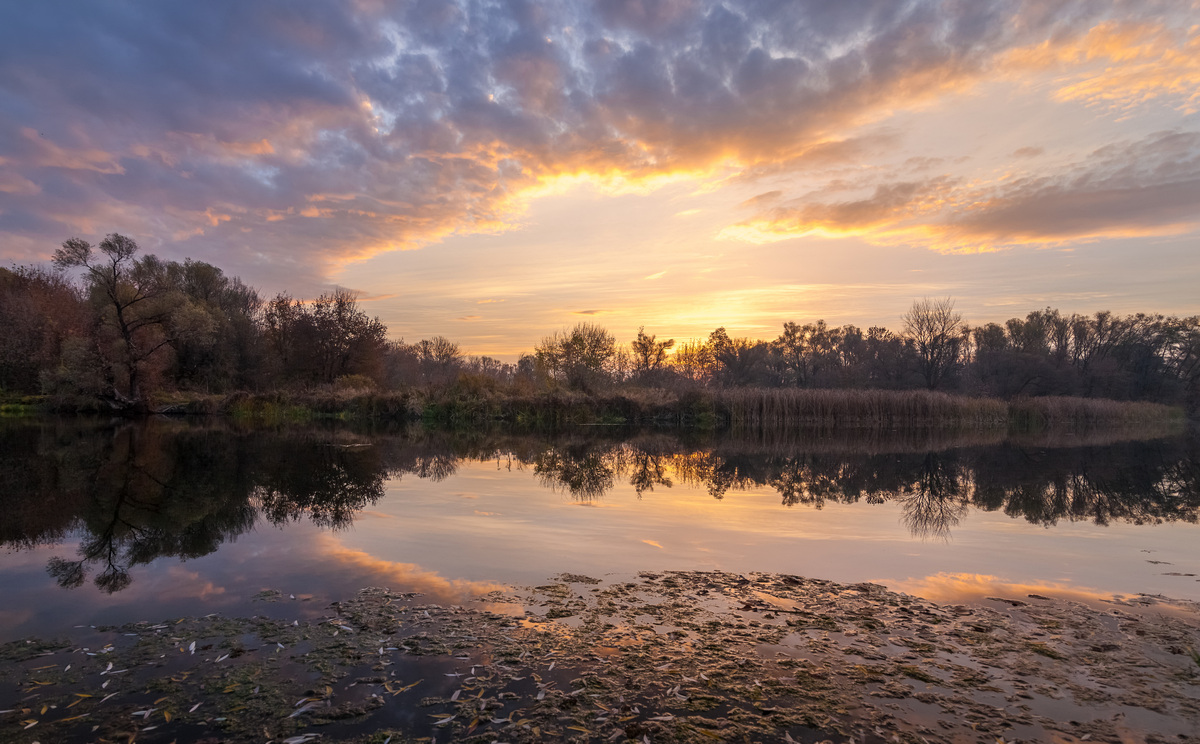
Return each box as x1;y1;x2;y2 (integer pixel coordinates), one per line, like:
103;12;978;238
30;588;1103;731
1;418;1197;643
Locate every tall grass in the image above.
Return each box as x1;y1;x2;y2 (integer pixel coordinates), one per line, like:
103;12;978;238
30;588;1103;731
716;388;1010;429
1007;396;1183;428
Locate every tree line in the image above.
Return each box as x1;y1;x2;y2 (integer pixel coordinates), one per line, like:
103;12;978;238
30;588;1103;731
2;234;1198;414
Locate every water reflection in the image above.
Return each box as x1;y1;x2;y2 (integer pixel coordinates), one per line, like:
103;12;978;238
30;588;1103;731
520;432;1199;538
2;420;387;593
1;419;1197;596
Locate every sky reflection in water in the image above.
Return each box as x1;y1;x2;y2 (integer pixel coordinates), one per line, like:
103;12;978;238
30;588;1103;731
1;419;1196;642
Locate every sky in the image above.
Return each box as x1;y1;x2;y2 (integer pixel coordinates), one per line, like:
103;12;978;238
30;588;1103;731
1;0;1198;359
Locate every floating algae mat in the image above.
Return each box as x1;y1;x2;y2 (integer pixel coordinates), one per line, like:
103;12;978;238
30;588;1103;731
1;572;1199;743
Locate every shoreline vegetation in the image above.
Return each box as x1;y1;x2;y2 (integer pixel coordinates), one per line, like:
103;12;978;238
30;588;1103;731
2;570;1198;744
3;235;1199;427
5;386;1186;434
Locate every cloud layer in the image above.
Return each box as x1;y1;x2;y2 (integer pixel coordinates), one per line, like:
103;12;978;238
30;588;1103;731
0;0;1196;293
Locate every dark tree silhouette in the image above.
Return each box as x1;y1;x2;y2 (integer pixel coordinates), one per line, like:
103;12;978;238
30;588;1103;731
904;297;963;390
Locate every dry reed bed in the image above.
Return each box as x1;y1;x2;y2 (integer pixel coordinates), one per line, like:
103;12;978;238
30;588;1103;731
715;388;1185;430
716;388;1010;428
1009;395;1183;426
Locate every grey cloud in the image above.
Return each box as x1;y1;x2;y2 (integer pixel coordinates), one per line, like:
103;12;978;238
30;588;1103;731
737;130;1200;245
948;131;1200;240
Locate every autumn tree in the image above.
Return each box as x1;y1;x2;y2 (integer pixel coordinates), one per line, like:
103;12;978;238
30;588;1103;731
670;339;712;384
694;327;768;388
630;326;675;382
162;259;263;391
264;289;387;386
0;266;88;394
52;234;178;406
535;322;616;391
773;320;845;387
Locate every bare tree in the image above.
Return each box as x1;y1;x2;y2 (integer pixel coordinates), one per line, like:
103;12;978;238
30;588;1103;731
903;297;963;390
417;335;463;384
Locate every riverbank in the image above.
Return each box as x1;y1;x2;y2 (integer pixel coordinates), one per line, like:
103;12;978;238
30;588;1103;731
2;571;1197;743
13;386;1188;432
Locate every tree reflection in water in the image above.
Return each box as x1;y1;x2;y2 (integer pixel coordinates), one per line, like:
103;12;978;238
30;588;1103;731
1;419;1196;594
2;420;384;593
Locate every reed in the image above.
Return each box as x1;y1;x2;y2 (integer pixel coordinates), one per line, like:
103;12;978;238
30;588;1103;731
1007;396;1184;428
715;388;1010;429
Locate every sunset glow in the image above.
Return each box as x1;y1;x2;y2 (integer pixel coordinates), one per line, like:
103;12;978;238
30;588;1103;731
1;0;1197;357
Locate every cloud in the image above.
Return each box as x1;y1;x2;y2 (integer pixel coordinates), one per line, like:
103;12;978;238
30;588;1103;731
573;309;603;315
1004;20;1200;115
0;0;1193;289
887;572;1120;607
724;129;1200;250
721;176;961;243
315;533;504;602
739;191;783;208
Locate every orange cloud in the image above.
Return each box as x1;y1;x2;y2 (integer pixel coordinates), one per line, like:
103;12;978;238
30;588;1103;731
720;177;963;245
888;572;1120;608
313;533;506;603
21;128;124;174
1004;22;1200;114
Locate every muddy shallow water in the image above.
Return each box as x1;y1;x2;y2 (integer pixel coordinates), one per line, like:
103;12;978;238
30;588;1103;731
1;570;1198;743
